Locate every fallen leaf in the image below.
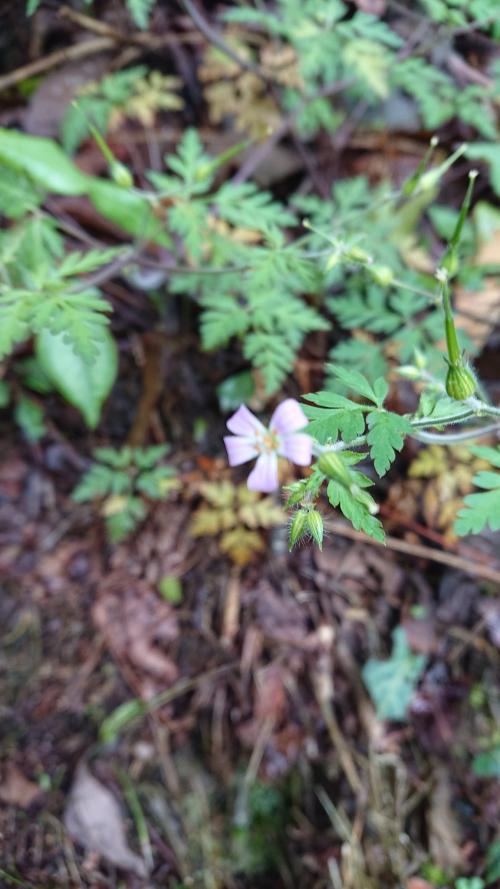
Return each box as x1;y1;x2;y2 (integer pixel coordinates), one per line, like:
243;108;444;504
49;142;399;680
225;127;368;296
64;762;147;877
0;762;41;808
93;577;179;697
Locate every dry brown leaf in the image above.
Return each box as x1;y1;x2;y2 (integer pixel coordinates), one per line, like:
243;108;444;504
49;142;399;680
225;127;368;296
455;279;500;348
64;762;147;877
93;577;179;697
0;762;41;808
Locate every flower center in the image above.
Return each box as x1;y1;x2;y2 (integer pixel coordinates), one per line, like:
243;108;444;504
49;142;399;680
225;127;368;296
255;428;279;454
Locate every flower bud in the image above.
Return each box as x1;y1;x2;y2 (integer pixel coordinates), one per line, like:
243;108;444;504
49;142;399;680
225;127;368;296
445;363;476;401
288;508;309;550
397;365;421;381
317;451;352;487
306;510;324;549
109;161;133;189
345;245;372;264
370;265;394;287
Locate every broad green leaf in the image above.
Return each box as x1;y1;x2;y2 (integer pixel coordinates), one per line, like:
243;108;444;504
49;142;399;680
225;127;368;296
362;626;427;721
36;326;118;428
86;179;171;245
0;129;89;195
367;410;411;476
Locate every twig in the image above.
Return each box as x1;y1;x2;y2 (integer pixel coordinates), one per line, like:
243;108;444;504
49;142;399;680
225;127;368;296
324;519;500;586
0;38;115;93
179;0;273;83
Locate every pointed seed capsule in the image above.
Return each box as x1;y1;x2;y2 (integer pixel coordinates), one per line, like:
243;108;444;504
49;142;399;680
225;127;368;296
306;510;324;549
445;363;476;401
288;508;309;550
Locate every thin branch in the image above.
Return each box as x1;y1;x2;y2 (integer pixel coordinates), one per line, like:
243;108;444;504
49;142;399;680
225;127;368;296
179;0;274;83
325;519;500;587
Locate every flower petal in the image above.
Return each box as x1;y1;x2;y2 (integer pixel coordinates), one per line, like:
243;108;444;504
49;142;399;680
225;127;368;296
226;404;266;437
270;399;308;435
279;433;313;466
247;453;279;492
224;436;259;467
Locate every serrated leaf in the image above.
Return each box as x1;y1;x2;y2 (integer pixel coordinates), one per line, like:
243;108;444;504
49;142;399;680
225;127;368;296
327;480;385;542
0;168;44;218
362;626;427;721
367;410;411;476
454;445;500;535
36;327;118;428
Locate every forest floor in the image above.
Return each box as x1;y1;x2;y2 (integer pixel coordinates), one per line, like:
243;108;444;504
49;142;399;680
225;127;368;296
0;2;499;888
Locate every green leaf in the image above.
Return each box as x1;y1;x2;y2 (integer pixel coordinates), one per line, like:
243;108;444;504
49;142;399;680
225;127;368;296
466;144;500;197
0;380;10;408
215;182;296;231
303;392;366;444
485;841;500;884
107;496;146;541
327;480;385;542
0;168;44;218
14;396;46;442
126;0;155;29
217;371;255;412
87;178;171;245
328;364;385;405
36;326;118;428
367;410;411;476
362;626;427;721
0;129;89;195
454;447;500;535
472;742;500;778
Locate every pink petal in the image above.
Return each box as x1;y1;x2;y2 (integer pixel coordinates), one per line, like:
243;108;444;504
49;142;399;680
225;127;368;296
279;433;312;466
224;436;259;467
247;453;279;492
270;399;308;435
227;404;266;437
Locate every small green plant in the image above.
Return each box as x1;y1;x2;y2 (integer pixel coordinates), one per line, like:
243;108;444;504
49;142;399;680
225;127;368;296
72;446;178;542
362;626;427;721
189;481;284;565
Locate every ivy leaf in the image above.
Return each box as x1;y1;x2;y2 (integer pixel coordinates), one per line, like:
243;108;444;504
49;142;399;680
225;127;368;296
367;410;411;476
454;446;500;535
362;626;427;721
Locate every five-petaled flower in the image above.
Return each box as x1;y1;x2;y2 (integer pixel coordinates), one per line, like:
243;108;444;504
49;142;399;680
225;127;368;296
224;399;312;493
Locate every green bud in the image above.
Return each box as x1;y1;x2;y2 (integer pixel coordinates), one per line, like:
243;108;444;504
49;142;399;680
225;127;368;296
445;363;476;401
370;265;394;287
110;161;133;189
345;245;372;264
306;510;323;549
397;365;421;381
317;451;352;487
288;508;309;550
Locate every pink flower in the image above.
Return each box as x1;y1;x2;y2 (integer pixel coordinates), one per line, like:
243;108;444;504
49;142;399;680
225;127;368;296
224;399;312;493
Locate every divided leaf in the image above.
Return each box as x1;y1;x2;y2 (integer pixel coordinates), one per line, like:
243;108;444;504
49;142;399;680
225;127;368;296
367;410;411;476
454;446;500;535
